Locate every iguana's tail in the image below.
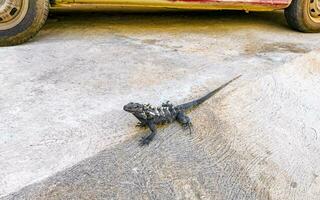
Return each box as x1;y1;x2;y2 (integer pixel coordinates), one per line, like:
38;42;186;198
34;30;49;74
177;75;241;111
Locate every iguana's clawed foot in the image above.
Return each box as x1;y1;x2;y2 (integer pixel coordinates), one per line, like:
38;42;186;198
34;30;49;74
136;122;146;128
183;122;193;134
139;135;154;146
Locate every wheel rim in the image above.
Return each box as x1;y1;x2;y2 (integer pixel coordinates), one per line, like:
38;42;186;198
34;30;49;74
0;0;29;30
308;0;320;23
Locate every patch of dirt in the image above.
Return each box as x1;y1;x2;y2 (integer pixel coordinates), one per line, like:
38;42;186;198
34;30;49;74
245;42;310;55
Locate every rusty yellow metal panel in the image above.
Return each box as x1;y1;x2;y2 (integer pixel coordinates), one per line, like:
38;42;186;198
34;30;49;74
55;0;75;2
52;0;290;11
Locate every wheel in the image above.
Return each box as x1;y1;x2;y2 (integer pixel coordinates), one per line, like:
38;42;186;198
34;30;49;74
0;0;49;46
285;0;320;32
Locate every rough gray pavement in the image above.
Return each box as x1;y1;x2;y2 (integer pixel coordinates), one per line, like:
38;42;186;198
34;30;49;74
1;11;320;199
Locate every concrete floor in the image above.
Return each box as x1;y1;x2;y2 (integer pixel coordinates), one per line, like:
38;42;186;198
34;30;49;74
1;11;320;199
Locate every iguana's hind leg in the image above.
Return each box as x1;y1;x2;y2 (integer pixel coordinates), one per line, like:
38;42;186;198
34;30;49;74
140;122;157;146
176;112;193;134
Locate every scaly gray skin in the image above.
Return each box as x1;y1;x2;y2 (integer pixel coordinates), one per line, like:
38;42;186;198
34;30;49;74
123;75;241;145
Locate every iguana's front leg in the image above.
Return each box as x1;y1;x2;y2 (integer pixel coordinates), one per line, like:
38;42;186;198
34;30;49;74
140;121;157;146
136;122;147;128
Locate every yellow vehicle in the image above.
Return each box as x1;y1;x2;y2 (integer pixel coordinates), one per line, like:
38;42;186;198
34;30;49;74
0;0;319;46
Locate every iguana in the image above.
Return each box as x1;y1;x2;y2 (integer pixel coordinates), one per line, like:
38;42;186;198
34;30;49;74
123;75;241;145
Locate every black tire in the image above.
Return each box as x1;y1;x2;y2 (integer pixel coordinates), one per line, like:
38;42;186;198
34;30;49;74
0;0;49;46
285;0;320;32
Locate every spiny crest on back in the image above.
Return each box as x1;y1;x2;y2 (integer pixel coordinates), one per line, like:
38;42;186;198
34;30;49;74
142;103;158;119
162;101;174;108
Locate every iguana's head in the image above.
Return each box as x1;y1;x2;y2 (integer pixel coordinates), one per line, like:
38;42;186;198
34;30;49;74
123;102;144;114
124;102;155;120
